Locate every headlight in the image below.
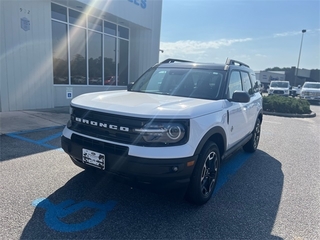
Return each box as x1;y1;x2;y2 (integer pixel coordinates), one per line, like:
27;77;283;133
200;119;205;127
134;122;187;145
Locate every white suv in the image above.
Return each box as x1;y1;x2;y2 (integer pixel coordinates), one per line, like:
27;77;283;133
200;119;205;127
61;58;263;205
300;82;320;103
268;80;290;96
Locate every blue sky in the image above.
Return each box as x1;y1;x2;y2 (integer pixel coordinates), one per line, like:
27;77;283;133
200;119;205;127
159;0;320;71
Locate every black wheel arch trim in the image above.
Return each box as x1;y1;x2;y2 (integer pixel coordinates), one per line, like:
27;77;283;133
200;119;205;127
194;126;227;157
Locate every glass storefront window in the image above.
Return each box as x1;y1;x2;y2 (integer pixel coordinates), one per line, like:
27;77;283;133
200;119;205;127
70;26;87;85
51;3;67;22
104;36;116;85
88;16;102;32
69;9;86;27
118;26;129;39
52;21;68;84
104;21;116;36
52;5;130;86
88;31;102;85
118;39;129;86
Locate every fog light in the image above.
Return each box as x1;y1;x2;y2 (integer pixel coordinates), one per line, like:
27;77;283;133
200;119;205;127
172;166;179;172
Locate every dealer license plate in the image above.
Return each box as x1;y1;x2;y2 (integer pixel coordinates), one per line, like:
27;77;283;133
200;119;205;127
82;148;105;170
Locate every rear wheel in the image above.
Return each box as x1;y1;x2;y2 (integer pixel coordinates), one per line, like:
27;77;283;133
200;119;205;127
185;142;220;205
243;118;261;153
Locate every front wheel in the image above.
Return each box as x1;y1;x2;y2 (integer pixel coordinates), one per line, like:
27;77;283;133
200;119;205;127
243;118;261;153
185;142;220;205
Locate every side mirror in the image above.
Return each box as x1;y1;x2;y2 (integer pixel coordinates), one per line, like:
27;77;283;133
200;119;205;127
289;86;292;90
127;82;135;91
231;91;250;103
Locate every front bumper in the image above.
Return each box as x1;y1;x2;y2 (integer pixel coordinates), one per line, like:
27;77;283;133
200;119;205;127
300;95;320;101
268;92;289;97
61;134;197;188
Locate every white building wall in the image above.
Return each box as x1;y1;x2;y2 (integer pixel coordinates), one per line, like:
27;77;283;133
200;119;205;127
0;0;54;112
1;0;162;111
297;68;310;78
259;71;286;83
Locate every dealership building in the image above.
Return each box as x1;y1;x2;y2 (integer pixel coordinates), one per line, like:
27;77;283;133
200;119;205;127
0;0;162;112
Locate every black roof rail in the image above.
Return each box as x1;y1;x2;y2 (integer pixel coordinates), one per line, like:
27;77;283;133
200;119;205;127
160;58;193;64
226;58;250;68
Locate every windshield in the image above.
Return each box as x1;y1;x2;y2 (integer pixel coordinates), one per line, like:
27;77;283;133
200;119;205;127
270;81;289;88
303;83;320;89
130;67;225;100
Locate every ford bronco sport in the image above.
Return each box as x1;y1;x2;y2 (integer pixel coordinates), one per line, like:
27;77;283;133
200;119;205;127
61;58;263;205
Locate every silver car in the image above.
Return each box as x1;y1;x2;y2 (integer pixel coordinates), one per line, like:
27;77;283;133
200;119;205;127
300;82;320;103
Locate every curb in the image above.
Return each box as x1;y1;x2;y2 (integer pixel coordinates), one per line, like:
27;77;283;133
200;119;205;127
263;111;316;118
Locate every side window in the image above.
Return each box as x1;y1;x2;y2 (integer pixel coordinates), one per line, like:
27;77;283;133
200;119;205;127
228;71;242;98
250;72;259;93
241;71;253;95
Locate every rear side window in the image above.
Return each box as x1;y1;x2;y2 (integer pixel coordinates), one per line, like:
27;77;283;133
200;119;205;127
227;71;242;98
241;71;253;95
250;72;260;93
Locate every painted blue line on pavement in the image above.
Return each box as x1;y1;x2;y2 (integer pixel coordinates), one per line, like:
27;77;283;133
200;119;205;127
213;151;252;195
6;126;64;150
8;126;64;135
6;133;60;150
38;132;62;143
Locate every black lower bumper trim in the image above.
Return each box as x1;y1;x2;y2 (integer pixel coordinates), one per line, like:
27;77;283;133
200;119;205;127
61;135;197;188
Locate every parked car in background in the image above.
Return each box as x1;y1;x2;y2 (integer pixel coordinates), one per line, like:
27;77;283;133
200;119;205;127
300;82;320;103
290;85;301;97
104;76;116;85
268;80;290;97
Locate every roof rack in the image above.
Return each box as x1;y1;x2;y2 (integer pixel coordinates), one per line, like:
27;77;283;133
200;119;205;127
160;58;193;64
225;58;250;68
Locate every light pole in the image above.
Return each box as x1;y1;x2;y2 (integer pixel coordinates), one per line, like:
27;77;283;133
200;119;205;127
294;29;306;86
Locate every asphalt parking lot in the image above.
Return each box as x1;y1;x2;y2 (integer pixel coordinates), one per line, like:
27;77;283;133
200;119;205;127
0;105;319;240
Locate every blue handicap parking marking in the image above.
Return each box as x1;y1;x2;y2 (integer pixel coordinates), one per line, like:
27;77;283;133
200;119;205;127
29;151;251;233
6;126;63;150
214;151;252;195
32;198;117;232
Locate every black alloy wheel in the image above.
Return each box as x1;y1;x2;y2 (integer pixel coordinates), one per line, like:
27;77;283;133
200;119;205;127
243;118;261;153
185;142;220;205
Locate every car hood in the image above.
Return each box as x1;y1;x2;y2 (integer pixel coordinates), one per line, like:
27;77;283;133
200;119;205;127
270;87;289;90
71;90;225;118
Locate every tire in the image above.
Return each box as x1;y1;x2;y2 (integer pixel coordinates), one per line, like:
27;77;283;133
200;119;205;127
185;142;220;205
243;118;261;153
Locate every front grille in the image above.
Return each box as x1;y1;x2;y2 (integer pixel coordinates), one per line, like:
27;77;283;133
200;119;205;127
71;134;129;156
69;107;190;146
69;107;148;145
305;92;320;97
274;90;285;94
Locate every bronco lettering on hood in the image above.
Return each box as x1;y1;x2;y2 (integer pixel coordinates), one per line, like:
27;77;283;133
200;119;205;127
75;117;130;132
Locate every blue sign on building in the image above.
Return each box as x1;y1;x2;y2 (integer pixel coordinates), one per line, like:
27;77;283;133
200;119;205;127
21;17;30;31
128;0;147;9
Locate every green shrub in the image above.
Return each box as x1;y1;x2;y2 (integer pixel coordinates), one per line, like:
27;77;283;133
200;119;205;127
263;95;311;114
